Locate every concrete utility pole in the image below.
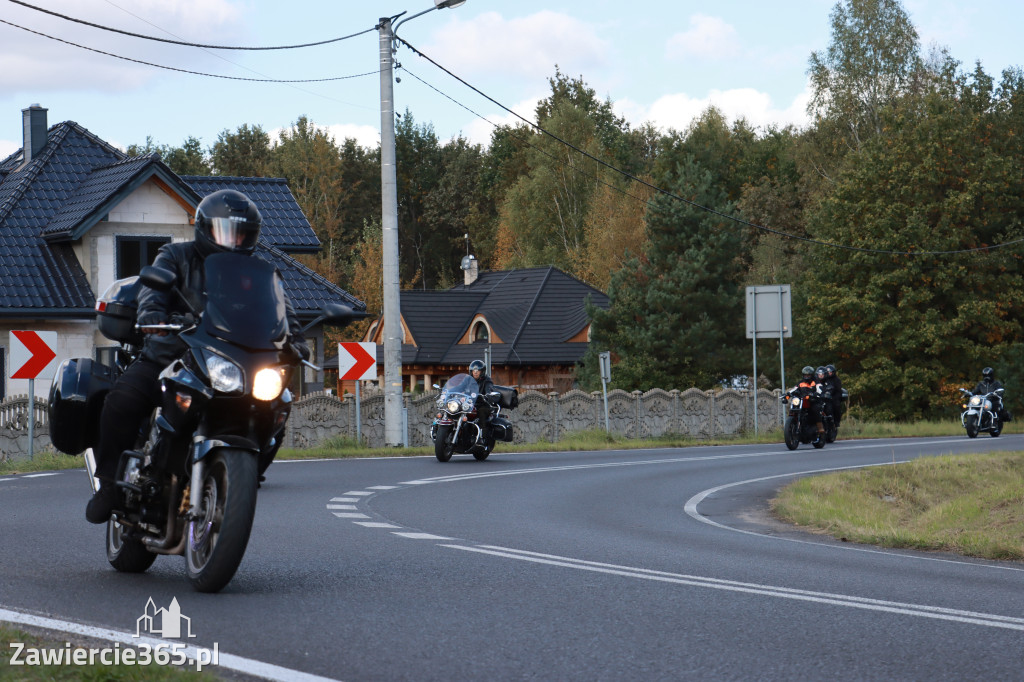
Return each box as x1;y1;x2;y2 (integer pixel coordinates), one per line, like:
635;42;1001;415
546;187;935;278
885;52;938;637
378;1;468;446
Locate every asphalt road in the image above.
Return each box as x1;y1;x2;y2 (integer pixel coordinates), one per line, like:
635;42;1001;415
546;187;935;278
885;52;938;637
3;434;1024;681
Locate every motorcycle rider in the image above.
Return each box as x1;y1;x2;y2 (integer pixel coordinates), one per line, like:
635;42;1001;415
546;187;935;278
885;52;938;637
85;189;310;524
823;364;844;427
468;359;495;443
973;367;1010;423
794;365;826;444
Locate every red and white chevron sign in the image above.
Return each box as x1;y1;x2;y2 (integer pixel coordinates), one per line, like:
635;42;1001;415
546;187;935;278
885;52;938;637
337;342;377;381
9;330;58;380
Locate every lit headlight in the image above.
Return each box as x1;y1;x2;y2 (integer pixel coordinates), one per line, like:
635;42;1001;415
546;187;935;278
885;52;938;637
205;353;243;394
969;396;983;406
446;399;461;413
791;398;800;408
253;367;285;401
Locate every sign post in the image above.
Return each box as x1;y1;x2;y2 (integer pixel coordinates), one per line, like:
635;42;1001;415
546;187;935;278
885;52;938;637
9;330;58;460
598;351;611;434
338;342;378;445
745;286;792;433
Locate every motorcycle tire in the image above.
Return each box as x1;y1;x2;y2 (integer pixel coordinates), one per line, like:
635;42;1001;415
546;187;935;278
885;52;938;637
106;519;157;573
186;448;258;593
964;415;979;438
784;416;799;450
434;424;454;462
990;421;1002;437
813;436;826;449
826;424;838;444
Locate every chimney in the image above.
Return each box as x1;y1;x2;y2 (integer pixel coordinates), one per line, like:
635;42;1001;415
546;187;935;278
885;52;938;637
22;104;48;164
461;254;478;286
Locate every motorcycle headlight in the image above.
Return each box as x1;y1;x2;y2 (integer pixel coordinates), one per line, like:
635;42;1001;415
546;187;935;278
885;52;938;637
462;397;475;411
969;396;983;406
253;367;286;401
791;398;800;408
205;353;243;394
446;399;461;413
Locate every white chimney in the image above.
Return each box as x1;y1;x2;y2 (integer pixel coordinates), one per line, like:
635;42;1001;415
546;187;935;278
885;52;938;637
461;254;478;286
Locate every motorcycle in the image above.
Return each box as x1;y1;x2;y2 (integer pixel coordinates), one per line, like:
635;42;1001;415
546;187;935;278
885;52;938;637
958;387;1004;438
782;387;831;450
48;252;360;592
430;373;517;462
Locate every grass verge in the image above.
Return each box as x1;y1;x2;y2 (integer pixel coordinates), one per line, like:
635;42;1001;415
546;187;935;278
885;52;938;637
771;450;1024;560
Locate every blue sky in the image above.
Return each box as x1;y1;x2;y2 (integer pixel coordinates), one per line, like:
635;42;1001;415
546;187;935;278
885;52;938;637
2;1;1022;160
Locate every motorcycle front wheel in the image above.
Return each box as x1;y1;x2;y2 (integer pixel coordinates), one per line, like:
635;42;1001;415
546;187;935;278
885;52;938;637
106;518;157;573
964;415;979;438
186;449;258;593
990;420;1002;437
434;424;454;462
784;416;799;450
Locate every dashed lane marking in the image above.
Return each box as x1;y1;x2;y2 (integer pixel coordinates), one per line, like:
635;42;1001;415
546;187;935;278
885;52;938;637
392;533;451;540
353;522;402;529
331;512;370;519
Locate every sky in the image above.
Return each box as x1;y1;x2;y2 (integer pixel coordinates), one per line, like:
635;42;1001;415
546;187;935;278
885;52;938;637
2;1;1023;161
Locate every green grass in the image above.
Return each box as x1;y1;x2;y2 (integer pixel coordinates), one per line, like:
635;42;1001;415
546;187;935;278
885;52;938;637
772;450;1024;560
1;626;218;681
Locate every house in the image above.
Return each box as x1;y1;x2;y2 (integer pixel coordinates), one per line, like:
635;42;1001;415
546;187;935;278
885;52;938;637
351;257;610;394
0;105;363;399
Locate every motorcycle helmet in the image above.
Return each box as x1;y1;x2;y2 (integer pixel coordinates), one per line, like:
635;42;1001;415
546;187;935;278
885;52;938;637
825;364;836;377
815;366;827;381
194;189;262;257
982;367;994;381
469;359;485;374
801;365;815;381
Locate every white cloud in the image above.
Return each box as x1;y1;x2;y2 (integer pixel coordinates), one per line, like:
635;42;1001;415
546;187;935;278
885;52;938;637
0;138;19;159
422;11;609;81
617;87;811;134
666;14;741;61
0;0;245;91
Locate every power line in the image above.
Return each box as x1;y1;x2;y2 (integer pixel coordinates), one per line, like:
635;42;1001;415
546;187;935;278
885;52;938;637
6;0;374;50
396;35;1024;258
0;18;378;83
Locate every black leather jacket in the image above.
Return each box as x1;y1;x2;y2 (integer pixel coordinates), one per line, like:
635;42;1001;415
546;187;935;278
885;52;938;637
973;378;1004;395
137;241;305;364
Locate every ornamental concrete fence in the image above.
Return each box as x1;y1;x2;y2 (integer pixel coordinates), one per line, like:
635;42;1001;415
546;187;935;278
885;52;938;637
1;388;786;462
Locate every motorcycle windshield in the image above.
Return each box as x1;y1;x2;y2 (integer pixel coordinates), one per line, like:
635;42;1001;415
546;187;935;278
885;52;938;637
442;373;479;396
202;252;289;349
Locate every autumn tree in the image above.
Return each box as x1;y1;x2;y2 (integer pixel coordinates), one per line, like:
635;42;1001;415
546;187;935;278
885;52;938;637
210;124;272;177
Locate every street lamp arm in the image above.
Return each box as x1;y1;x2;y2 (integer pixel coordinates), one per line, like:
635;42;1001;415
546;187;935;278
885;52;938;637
393;7;436;35
376;11;406;31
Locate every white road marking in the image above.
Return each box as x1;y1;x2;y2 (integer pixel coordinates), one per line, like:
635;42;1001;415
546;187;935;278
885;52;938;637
331;513;370;519
353;522;401;528
0;607;341;682
367;485;398;490
326;505;358;510
342;491;373;496
22;473;60;478
443;544;1024;632
329;497;360;503
393;532;451;540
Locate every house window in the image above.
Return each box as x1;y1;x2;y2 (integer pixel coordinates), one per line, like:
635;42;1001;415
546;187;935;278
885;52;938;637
117;236;170;278
472;321;489;343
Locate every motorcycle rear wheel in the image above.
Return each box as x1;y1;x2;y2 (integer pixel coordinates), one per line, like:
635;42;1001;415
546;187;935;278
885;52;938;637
990;421;1002;437
434;424;454;462
106;518;157;573
825;422;838;443
784;417;799;450
964;415;979;438
186;449;258;593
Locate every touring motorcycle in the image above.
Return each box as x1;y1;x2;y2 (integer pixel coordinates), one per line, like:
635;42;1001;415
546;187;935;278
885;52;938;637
49;252;360;592
430;373;517;462
958;387;1004;438
782;386;833;450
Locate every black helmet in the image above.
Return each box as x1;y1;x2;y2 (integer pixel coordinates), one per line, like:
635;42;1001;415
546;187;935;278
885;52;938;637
825;364;836;376
801;365;814;380
469;359;485;373
816;366;826;380
194;189;262;256
982;367;994;380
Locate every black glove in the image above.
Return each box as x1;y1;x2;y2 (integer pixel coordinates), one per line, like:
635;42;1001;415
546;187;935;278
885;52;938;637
289;337;311;362
137;310;166;326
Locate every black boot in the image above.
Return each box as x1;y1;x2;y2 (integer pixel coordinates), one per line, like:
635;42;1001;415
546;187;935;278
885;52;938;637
85;483;120;524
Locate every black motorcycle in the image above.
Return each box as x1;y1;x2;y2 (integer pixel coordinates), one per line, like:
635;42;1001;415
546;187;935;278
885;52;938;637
958;387;1004;438
430;373;517;462
49;252;359;592
782;387;829;450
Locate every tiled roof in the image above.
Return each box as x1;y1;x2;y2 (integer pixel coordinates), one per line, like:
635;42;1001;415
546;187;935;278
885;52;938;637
182;176;321;253
380;266;610;368
255;244;365;317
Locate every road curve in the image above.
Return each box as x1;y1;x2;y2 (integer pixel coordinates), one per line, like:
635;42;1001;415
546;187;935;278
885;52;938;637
2;434;1023;681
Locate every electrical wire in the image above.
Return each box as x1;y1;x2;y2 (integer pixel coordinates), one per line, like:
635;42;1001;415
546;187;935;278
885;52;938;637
6;0;374;50
396;35;1024;258
0;18;378;83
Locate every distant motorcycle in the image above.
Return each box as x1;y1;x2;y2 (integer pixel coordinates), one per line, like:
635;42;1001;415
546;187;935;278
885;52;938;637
958;387;1004;438
431;373;516;462
782;387;829;450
